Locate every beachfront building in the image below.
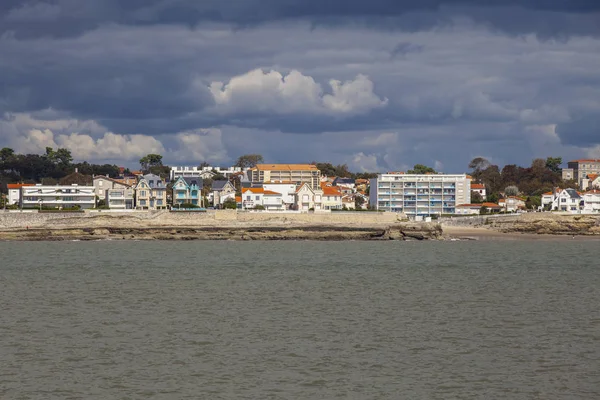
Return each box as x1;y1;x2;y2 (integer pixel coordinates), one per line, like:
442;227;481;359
320;184;343;210
263;182;297;209
135;174;167;210
172;176;203;207
250;164;321;190
550;188;583;212
455;203;502;215
370;173;471;218
20;184;95;209
211;180;236;207
294;183;323;211
498;196;527;212
7;183;34;205
241;187;285;210
582;189;600;212
93;176;135;209
170;166;245;181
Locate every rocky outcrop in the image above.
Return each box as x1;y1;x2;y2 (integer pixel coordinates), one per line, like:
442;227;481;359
0;222;444;241
486;214;600;236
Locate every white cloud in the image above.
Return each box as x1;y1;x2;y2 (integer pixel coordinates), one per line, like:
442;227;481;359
350;152;382;172
208;68;387;115
167;128;228;164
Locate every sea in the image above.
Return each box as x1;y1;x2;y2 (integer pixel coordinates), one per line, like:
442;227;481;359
0;240;598;399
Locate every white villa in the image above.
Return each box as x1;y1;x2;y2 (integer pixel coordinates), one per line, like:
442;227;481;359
20;184;95;209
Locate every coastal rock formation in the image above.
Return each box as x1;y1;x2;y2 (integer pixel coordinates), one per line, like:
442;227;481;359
488;214;600;235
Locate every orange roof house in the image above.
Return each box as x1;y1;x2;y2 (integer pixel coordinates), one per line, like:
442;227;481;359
471;183;485;190
7;183;35;189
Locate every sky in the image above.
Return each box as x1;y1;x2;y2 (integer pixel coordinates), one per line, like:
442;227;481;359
0;0;599;173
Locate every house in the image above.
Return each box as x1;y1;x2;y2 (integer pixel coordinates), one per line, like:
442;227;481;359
581;173;600;190
333;177;355;189
541;191;555;209
582;189;600;212
551;188;583;212
241;187;285;210
342;194;356;210
455;202;502;215
471;183;487;200
59;169;93;186
498;196;526;212
321;184;342;210
294;183;323;210
135;174;167;210
93;176;135;209
172;176;203;207
7;183;34;205
170;166;245;181
263;182;297;209
565;159;600;187
20;184;95;209
211;180;236;207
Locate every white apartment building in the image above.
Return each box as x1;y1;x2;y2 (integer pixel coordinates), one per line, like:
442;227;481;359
170;166;245;181
370;173;471;217
582;190;600;212
20;184;95;209
250;164;321;190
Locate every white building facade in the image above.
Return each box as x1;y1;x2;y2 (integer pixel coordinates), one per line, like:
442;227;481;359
170;166;245;181
370;173;471;217
20;184;95;209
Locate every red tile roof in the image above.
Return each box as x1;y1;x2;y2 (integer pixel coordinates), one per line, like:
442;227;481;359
471;183;485;190
7;183;35;189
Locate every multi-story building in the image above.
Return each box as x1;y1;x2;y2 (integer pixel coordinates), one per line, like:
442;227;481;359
263;182;297;209
172;176;203;207
7;183;34;205
20;184;95;209
320;184;343;210
565;159;600;186
250;164;321;190
93;176;135;209
370;173;471;217
241;187;285;211
170;166;245;181
134;174;167;210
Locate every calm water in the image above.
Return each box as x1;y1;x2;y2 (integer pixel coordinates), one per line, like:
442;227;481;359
0;240;599;399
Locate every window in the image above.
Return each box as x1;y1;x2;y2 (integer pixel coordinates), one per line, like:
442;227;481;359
256;195;260;200
247;195;251;201
140;200;147;206
157;200;163;205
140;190;146;197
99;181;103;186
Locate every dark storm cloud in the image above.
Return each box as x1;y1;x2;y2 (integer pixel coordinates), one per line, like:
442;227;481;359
2;0;600;39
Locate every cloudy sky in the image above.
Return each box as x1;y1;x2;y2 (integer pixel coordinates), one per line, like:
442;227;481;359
0;0;599;172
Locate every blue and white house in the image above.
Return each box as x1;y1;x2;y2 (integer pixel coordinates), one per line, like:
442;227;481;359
172;176;203;207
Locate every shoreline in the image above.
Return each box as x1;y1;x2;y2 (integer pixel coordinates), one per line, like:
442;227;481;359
441;226;600;241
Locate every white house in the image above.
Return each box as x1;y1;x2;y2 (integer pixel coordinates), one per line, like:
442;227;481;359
471;183;487;200
498;196;527;212
7;183;34;205
294;183;323;210
582;189;600;212
552;188;583;212
241;187;285;210
20;184;95;209
321;184;343;210
263;182;297;209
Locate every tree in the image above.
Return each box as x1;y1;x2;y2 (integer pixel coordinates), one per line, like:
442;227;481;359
545;157;562;174
469;157;491;176
355;195;365;209
480;205;488;215
235;154;264;168
0;147;15;162
471;191;483;203
198;161;210;168
407;164;436;174
222;198;237;209
504;185;519;197
139;154;163;173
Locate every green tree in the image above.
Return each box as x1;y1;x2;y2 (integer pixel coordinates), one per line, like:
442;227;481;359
355;195;365;209
139;154;163;173
545;157;562;174
222;198;237;209
469;157;491;180
235;154;264;168
407;164;436;174
480;205;488;215
504;185;519;197
471;191;483;203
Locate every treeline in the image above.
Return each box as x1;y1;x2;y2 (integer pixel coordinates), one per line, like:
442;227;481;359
468;156;576;202
0;147;122;189
312;162;378;180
